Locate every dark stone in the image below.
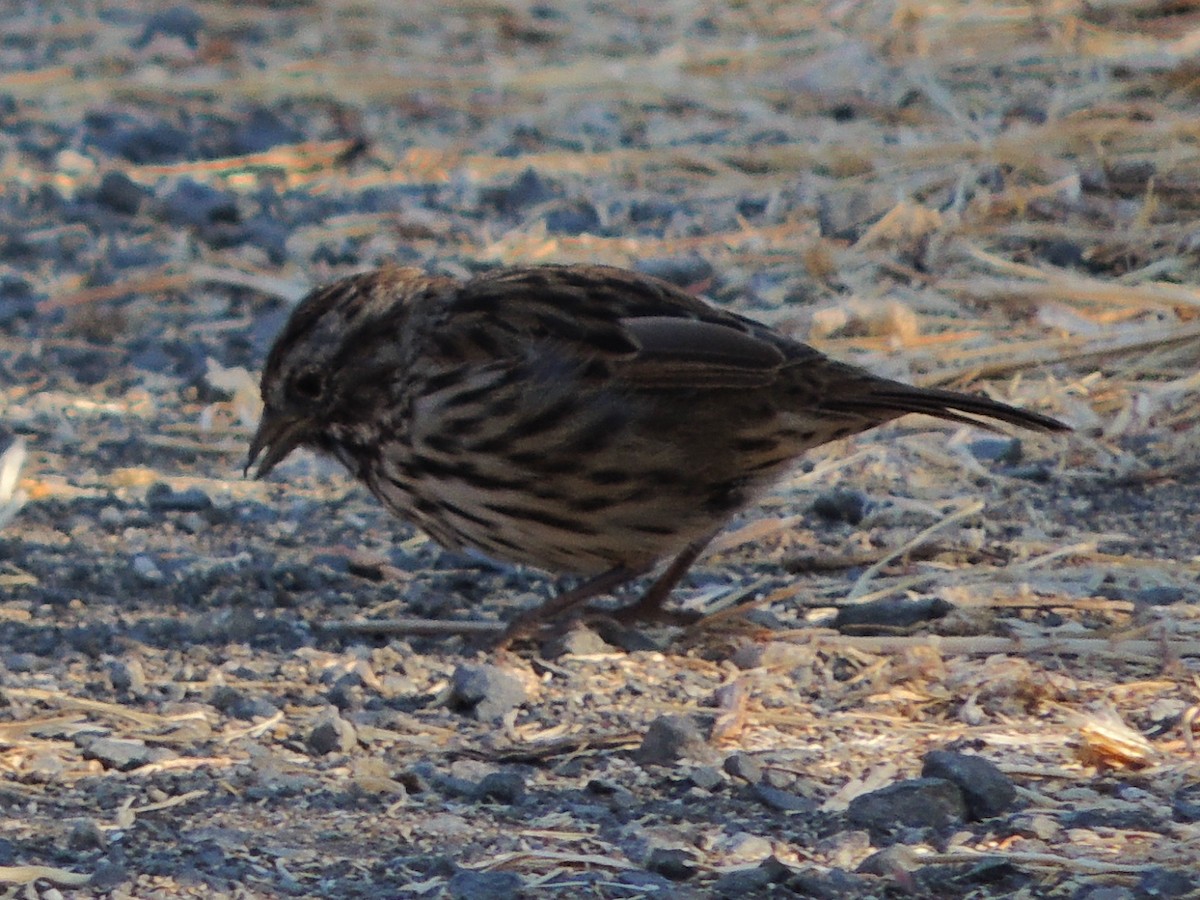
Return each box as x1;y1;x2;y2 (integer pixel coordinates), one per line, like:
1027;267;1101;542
475;771;526;804
1065;807;1166;832
307;715;358;755
1135;586;1185;606
723;752;763;784
89;861;128;891
1136;867;1196;898
78;736;172;771
645;847;697;881
107;658;147;696
132;5;205;49
687;766;724;791
628;198;678;224
106;121;193;164
543;200;601;235
834;596;955;632
635;715;710;765
145;482;213;512
0;276;42;327
208;686;279;721
1037;239;1085;269
922;750;1017;819
969;437;1023;464
67;818;107;850
96;172;150;215
846;777;968;837
230;107;303;154
448;665;527;721
160;179;239;227
1173;782;1200;822
447;870;523;900
752;783;815;813
489;166;556;213
811;488;868;524
785;867;873;898
712;866;774;898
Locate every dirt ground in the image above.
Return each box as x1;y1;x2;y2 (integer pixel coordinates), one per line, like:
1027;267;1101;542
1;1;1199;897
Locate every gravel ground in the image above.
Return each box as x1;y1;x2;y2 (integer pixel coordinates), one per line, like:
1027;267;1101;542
2;2;1200;898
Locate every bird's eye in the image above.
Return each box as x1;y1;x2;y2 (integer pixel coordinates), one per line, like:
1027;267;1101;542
290;370;325;401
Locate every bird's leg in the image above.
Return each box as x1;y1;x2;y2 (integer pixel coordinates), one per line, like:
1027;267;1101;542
612;534;716;624
499;563;649;645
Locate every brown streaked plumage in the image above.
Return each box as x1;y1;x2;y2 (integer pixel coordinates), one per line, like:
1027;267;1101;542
247;263;1068;634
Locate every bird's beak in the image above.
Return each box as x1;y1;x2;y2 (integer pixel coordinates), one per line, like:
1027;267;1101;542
245;410;311;479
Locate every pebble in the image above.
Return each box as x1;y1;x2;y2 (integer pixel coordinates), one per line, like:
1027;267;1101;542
635;715;711;765
132;5;205;49
448;665;527;721
77;736;172;771
687;766;724;791
447;870;523;900
644;847;698;881
810;488;868;524
67;818;106;851
752;783;815;813
541;625;610;658
475;771;526;804
489;167;556;213
96;171;150;215
0;276;41;327
711;832;773;865
131;555;165;585
969;437;1023;464
1135;585;1185;606
208;685;280;721
921;749;1016;819
307;714;358;755
856;843;919;877
543;200;601;235
834;596;955;632
107;657;148;696
160;179;239;228
846;777;968;836
1138;868;1196;898
145;482;213;512
722;751;763;783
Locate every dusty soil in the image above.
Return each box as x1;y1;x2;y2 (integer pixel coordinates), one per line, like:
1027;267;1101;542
1;1;1199;897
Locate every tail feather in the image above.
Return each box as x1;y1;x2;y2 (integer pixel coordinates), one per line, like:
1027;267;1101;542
828;382;1070;434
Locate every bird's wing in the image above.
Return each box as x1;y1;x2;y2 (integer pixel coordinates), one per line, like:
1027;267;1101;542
446;264;808;389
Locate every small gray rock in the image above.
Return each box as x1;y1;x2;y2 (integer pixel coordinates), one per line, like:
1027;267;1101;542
447;870;523;900
635;715;710;765
78;736;171;772
448;665;526;721
723;752;763;784
752;783;815;813
645;847;698;881
475;771;525;805
107;658;147;695
541;625;610;658
145;482;213;512
687;766;724;791
307;715;357;755
67;818;106;851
